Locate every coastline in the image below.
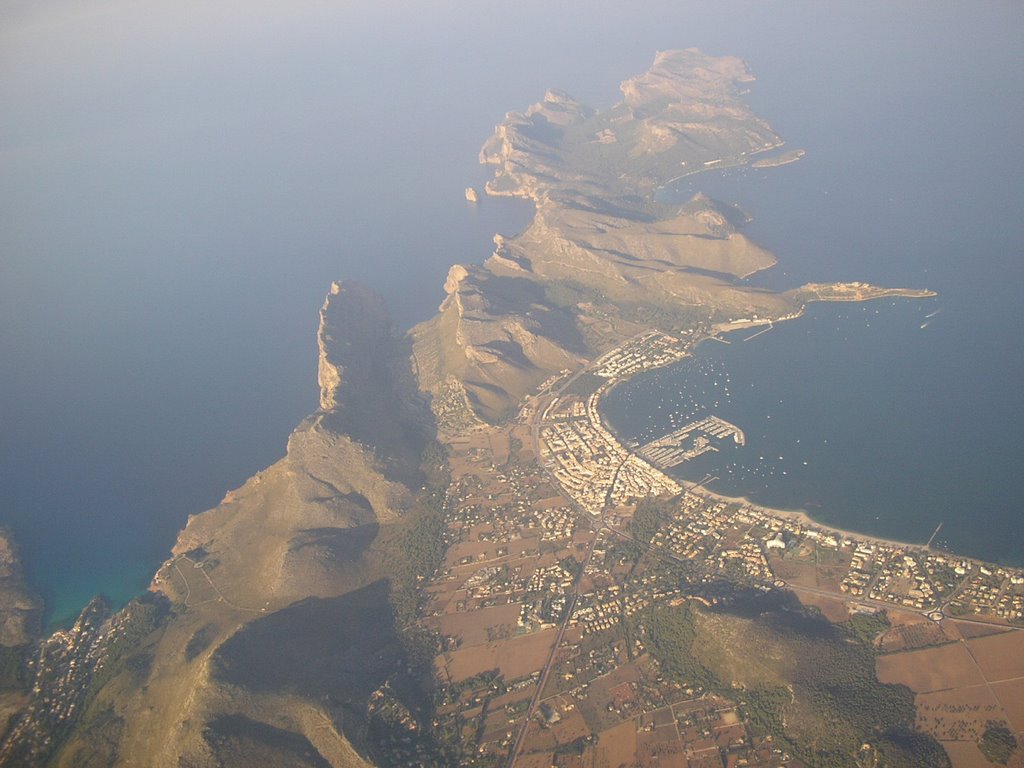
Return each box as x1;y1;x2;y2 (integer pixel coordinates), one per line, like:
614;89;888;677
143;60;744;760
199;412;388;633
598;302;952;559
599;373;936;557
751;148;806;168
685;482;929;553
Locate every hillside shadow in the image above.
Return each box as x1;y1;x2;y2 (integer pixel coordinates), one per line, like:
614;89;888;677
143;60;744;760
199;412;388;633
212;579;401;703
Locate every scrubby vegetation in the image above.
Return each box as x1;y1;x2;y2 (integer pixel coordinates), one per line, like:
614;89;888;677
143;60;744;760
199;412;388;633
629;494;679;545
371;441;450;633
79;593;170;719
0;645;29;693
640;603;714;691
634;598;949;767
979;723;1018;765
363;441;461;763
184;623;217;662
845;610;891;645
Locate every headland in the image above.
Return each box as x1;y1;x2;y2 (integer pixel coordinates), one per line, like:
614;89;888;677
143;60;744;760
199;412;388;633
2;48;1019;768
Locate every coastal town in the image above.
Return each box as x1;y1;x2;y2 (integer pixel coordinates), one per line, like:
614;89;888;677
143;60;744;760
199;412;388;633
0;599;109;765
535;331;694;517
532;330;1024;626
411;328;1024;767
5;323;1021;768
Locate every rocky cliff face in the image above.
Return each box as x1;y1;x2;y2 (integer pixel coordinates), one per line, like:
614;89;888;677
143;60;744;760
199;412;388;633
314;281;429;483
410;262;586;423
317;285;344;412
43;283;431;768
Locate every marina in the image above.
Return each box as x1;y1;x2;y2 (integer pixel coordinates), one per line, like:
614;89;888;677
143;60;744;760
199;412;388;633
601;299;1024;567
637;416;746;469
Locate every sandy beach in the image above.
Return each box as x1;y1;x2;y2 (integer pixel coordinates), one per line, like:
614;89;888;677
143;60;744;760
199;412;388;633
685;482;934;553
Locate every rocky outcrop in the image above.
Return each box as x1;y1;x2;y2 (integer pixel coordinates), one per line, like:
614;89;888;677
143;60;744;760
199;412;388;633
314;281;429;476
479;87;595;201
0;531;41;648
480;48;781;203
412;262;586;423
619;48;755;108
414;50;799;425
44;282;431;767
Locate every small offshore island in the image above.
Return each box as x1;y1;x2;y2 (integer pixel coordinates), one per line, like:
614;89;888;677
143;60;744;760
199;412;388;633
1;49;1020;768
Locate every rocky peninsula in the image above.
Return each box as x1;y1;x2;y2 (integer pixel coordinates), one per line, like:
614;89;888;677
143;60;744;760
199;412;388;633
4;49;1012;768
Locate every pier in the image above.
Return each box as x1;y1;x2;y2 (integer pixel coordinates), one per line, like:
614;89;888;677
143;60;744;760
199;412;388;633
743;322;774;342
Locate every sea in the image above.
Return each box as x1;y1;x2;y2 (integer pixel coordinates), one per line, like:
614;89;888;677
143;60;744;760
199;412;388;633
1;1;1021;624
601;298;1024;566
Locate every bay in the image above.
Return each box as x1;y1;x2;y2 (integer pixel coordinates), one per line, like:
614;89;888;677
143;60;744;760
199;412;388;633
601;299;1024;566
